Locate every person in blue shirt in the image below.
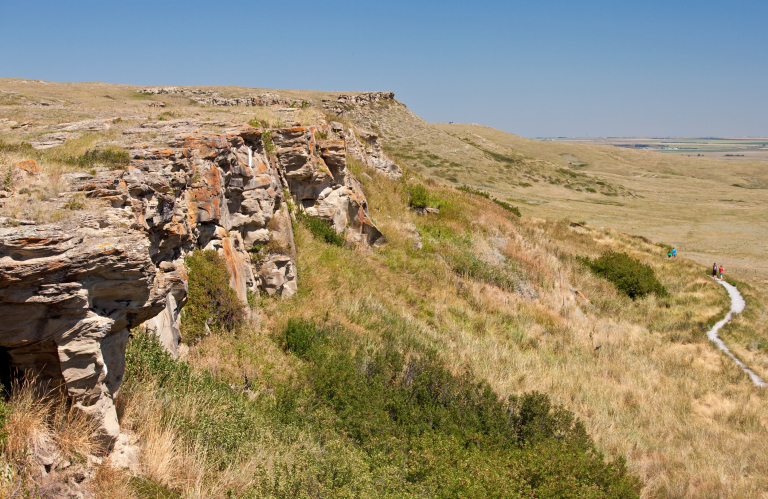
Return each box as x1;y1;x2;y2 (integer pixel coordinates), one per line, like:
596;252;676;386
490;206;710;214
672;248;677;259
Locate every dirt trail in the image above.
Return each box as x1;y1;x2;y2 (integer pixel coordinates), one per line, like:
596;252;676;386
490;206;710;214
709;279;767;388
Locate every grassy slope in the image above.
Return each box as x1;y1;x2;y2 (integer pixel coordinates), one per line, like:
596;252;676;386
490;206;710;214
2;80;768;497
341;100;768;284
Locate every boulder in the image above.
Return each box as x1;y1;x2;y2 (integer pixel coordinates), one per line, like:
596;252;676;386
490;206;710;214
344;130;402;179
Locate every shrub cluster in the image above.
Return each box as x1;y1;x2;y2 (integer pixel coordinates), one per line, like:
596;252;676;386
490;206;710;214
180;250;246;344
296;211;345;246
124;322;641;497
493;198;522;217
283;321;642;497
75;148;130;169
458;184;521;217
408;184;429;208
456;185;491;199
583;251;668;300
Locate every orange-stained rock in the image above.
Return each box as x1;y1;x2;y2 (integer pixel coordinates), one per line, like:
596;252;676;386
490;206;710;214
15;159;39;175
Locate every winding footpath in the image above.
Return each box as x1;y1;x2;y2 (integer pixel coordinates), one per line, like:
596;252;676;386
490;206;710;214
708;279;768;388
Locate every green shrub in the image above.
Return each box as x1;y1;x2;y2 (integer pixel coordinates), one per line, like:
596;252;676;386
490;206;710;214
123;322;641;498
492;198;521;217
281;318;326;359
457;185;491;198
75;149;130;169
63;196;85;210
181;250;246;344
583;251;668;300
262;130;276;156
296;211;345;246
289;323;641;497
408;184;429;209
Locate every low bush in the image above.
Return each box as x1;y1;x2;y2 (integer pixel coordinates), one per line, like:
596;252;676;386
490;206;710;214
289;321;641;497
456;185;521;216
296;211;345;246
62;196;85;210
457;185;491;198
180;250;245;344
408;184;429;208
75;148;130;169
281;318;325;359
122;320;641;497
493;198;522;217
583;251;668;299
262;130;276;156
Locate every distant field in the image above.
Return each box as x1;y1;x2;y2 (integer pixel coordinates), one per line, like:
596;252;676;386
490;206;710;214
548;137;768;161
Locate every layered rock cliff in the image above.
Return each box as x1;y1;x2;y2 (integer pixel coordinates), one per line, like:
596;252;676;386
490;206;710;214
0;119;390;445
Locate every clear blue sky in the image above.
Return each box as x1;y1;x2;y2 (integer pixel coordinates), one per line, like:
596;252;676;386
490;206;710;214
2;0;766;138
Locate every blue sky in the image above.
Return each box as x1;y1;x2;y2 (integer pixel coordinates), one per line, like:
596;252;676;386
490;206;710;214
1;0;766;137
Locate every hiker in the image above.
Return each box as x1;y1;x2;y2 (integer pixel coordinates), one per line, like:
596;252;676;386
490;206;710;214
712;263;718;278
719;265;724;280
667;250;672;259
672;248;677;259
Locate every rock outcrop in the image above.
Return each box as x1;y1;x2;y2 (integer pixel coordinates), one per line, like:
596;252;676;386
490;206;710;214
272;124;386;246
0;226;180;443
0;118;392;444
345;130;402;179
336;92;395;106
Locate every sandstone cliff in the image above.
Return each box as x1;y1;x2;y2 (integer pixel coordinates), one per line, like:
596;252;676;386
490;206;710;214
0;119;391;445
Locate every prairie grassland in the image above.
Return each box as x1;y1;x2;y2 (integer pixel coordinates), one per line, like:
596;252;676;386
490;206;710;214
326;94;768;283
428;122;768;285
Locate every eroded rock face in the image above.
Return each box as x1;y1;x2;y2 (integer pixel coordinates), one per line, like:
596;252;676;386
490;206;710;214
272;124;386;246
345;130;402;180
0;226;177;442
0;119;389;445
336;92;395;105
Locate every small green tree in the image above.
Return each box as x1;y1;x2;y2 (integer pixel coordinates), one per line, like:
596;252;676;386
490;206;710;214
181;250;246;344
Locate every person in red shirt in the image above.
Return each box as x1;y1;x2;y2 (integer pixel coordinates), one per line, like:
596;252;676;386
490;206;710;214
719;265;724;280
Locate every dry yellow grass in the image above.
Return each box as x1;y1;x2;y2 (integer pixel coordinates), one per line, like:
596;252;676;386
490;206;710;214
0;379;101;497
